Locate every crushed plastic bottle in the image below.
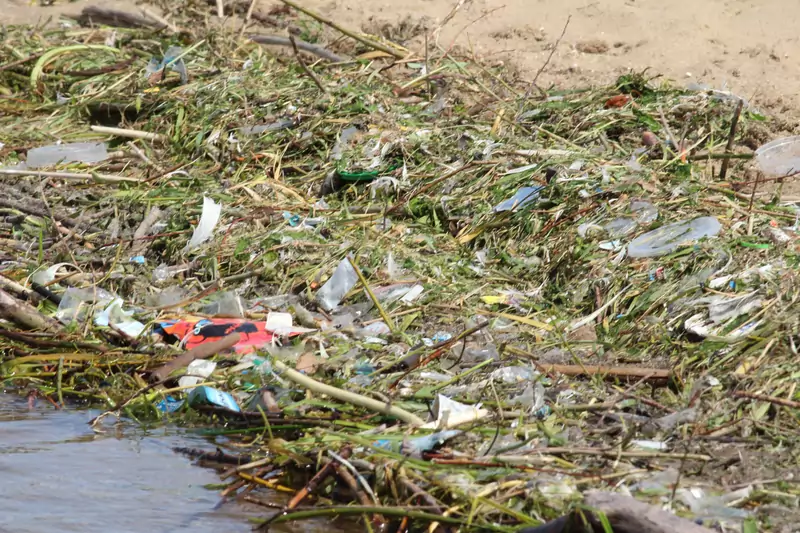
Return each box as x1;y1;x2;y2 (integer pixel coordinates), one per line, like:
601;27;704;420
202;290;246;317
628;217;721;258
755;136;800;177
630;199;659;224
55;287;115;325
315;257;359;311
603;217;637;238
678;486;752;522
459;342;499;362
25;142;108;169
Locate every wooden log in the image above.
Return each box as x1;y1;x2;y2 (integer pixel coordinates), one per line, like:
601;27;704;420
517;491;713;533
148;332;240;382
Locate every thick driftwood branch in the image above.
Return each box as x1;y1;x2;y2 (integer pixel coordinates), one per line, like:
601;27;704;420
0;289;62;331
518;491;713;533
148;332;240;382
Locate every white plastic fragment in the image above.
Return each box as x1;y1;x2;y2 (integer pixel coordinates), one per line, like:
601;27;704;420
94;298;146;338
421;394;489;430
178;360;217;389
315;257;359;311
400;284;424;303
30;263;74;286
184;196;222;252
265;312;293;330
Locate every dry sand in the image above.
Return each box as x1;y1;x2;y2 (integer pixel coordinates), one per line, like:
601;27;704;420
3;0;800;124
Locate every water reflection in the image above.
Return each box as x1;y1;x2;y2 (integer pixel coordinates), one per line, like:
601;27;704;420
0;394;307;533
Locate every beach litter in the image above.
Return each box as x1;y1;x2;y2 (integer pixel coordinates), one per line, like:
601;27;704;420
0;4;797;532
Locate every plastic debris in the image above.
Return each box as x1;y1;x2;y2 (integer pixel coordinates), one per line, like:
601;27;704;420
238;119;295;136
603;217;637;238
55;287;115;325
755;136;800;177
93;298;146;338
315;257;359;311
156;396;184;413
423;394;489;430
30;263;73;286
184;196;222;252
493;186;543;212
178;360;217;389
628;217;722;258
146;45;188;84
154;318;307;354
187;386;240;412
678;485;753;522
23;142;108;169
374;429;462;456
630;199;659;224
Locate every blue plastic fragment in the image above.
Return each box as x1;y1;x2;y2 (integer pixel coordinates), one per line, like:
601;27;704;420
282;211;301;227
129;255;146;264
431;331;452;343
187;386;241;412
156;396;184;413
145;46;188;84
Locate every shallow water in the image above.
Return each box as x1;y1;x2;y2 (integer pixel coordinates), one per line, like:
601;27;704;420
0;393;289;533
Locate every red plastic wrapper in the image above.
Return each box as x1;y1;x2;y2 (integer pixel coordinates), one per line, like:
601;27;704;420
155;318;305;354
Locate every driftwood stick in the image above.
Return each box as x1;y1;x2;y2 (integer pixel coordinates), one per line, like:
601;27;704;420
538;363;671;383
148;332;240;382
0;289;62;331
733;389;800;409
719;97;745;181
256;447;353;530
289;35;327;92
248;34;345;62
275;0;405;58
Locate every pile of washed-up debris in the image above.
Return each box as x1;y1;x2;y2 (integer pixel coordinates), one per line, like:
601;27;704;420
2;1;800;531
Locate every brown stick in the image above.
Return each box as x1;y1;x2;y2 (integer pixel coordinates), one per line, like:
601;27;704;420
257;447;353;530
77;6;159;29
289;35;327;93
538;363;671;383
0;289;62;331
148;332;240;382
733;390;800;409
334;461;386;529
718;98;745;181
519;15;571;111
